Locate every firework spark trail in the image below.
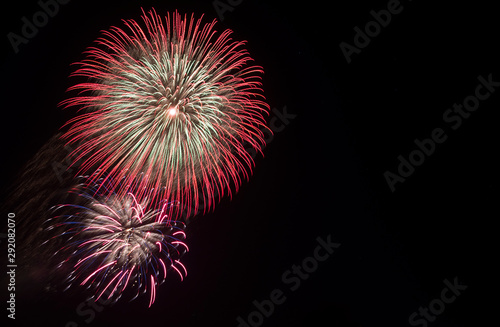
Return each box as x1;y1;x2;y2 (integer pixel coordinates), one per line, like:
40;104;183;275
31;8;270;306
60;9;270;220
45;174;188;305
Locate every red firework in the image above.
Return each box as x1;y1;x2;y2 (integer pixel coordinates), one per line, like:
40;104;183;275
61;9;270;219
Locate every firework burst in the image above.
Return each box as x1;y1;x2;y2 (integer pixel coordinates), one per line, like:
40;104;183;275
45;175;188;306
61;9;270;219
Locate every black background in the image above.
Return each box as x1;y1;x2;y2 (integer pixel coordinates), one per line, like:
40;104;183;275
1;0;498;326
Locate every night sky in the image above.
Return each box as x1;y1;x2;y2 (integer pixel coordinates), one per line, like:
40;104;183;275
1;1;498;326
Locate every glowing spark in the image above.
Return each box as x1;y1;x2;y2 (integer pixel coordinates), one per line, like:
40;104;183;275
60;9;270;220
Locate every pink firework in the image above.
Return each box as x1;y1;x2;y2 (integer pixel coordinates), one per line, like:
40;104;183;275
46;175;188;306
61;9;270;219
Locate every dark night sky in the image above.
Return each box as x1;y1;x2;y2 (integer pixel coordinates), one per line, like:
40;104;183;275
1;1;499;326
